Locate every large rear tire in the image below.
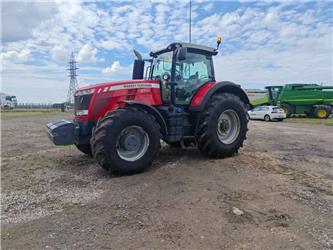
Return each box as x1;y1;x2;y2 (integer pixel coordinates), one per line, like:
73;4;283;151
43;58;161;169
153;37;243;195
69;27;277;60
313;106;330;119
90;108;161;174
196;93;248;158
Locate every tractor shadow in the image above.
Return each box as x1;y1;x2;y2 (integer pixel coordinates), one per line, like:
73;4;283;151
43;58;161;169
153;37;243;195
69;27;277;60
149;144;207;173
60;144;207;178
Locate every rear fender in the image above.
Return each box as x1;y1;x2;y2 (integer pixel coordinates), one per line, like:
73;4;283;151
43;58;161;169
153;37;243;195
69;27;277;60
120;101;168;137
190;81;251;111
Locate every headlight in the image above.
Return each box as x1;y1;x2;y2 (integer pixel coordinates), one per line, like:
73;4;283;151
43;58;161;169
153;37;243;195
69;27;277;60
76;110;89;116
75;88;95;96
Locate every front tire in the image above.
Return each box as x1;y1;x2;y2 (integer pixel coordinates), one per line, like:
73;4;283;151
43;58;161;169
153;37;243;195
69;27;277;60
196;93;248;158
166;141;181;148
76;144;92;156
91;108;161;174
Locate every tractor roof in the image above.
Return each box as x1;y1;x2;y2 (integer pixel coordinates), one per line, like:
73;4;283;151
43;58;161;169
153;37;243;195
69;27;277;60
150;42;218;57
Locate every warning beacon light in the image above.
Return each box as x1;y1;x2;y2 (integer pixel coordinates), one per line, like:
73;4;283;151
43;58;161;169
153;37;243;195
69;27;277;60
216;37;222;49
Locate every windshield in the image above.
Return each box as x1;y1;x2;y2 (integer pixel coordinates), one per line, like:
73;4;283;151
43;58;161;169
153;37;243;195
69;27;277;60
176;53;214;84
175;52;214;104
150;50;214;104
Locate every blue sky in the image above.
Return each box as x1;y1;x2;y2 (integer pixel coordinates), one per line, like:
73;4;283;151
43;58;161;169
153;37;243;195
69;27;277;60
1;0;332;103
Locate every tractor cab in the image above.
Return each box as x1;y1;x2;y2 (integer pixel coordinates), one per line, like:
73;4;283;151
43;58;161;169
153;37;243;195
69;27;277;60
265;86;283;105
134;43;218;106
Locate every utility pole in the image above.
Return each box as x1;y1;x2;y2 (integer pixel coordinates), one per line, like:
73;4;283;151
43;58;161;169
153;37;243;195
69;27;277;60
189;0;192;43
67;52;78;105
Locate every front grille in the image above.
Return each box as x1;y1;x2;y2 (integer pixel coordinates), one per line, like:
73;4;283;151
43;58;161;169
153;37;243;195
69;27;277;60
74;94;93;115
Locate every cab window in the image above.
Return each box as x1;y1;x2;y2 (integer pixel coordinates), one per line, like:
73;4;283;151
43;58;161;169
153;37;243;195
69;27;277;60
151;51;173;80
151;51;173;102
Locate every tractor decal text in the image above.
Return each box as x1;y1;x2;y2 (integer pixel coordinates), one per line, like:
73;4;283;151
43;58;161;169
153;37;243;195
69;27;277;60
109;83;160;91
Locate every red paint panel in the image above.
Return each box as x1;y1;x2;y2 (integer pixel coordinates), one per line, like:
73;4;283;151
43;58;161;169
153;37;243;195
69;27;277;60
190;81;216;107
75;79;159;93
75;80;162;121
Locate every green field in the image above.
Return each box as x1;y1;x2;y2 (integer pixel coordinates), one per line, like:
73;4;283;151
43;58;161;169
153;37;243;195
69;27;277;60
0;109;72;118
250;95;269;106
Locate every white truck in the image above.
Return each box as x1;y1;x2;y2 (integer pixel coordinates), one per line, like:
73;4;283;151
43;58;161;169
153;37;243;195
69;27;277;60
0;93;17;109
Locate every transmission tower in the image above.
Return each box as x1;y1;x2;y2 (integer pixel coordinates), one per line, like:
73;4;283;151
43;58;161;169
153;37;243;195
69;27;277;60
67;52;79;104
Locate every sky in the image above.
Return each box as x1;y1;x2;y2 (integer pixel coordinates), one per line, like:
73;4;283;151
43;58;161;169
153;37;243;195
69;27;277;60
1;0;332;103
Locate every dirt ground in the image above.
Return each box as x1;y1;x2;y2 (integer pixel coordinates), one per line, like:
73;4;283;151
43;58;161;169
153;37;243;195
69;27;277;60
1;113;333;249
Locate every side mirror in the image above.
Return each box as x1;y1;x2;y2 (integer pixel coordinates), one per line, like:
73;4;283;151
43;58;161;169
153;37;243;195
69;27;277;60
176;47;187;60
132;59;145;79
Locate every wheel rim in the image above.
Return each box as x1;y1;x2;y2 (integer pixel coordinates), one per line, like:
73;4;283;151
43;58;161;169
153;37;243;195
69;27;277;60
217;109;241;144
265;115;269;121
116;125;149;162
317;109;327;118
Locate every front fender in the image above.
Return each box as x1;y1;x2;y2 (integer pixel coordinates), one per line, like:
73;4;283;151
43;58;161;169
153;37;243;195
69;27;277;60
120;101;168;137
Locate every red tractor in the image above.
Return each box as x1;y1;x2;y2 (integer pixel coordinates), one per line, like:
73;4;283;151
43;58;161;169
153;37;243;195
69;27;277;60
48;41;250;174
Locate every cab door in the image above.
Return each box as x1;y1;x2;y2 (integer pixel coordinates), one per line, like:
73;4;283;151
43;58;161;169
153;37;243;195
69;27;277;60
174;52;214;105
150;51;173;104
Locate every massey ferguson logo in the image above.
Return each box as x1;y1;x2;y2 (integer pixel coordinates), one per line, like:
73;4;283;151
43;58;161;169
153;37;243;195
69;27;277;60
123;84;152;88
108;83;160;91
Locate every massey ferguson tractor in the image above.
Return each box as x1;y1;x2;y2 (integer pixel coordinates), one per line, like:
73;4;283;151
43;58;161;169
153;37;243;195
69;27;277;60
47;40;250;174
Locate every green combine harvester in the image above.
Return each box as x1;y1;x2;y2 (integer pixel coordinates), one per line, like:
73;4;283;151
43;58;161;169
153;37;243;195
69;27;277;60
247;83;333;119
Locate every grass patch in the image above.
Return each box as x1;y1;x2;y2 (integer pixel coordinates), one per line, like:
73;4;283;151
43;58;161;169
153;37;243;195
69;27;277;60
1;110;72;118
286;117;333;126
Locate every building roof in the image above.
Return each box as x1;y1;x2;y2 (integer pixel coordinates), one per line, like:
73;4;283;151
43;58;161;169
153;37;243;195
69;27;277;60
150;42;218;57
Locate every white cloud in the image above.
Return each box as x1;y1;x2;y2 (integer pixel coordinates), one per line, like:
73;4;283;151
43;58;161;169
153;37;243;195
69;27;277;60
101;61;133;81
51;46;69;61
0;50;30;62
77;44;97;63
203;3;214;12
1;2;58;42
98;40;124;50
264;11;278;24
1;1;332;102
102;61;121;75
214;33;332;87
1;61;68;102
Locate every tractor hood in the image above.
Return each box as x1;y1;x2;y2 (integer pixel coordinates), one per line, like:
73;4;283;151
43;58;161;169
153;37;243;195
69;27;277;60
75;79;160;95
73;79;162;121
